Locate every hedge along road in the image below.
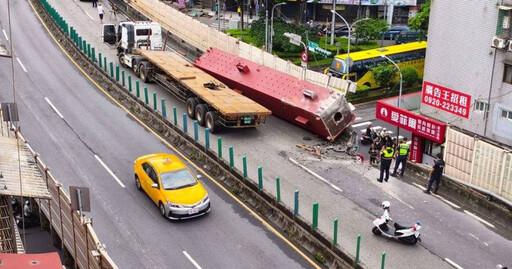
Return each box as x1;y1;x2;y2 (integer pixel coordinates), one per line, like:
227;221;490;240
0;1;318;268
19;0;462;269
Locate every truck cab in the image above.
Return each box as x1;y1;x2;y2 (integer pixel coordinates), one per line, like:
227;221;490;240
103;21;162;80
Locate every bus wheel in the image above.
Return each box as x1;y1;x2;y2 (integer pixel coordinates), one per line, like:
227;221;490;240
186;98;199;119
195;104;208;126
205;111;219;133
363;82;371;88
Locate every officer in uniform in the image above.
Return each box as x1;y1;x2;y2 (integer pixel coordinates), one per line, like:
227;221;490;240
392;137;410;177
378;142;394;182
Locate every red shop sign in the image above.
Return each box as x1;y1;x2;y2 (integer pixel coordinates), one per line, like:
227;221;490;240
422;81;471;118
376;100;447;143
410;133;423;163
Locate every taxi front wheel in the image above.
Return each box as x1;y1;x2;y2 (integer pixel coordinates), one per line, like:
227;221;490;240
135;175;142;191
159;202;166;218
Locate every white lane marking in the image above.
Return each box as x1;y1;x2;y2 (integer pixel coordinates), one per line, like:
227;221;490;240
445;258;464;269
354;117;362;121
483;242;489;247
388;192;414;209
372;126;382;130
412;182;427;191
183;251;202;269
94;155;126;188
352;121;371;128
288;158;343;193
433;193;461;209
16;57;27;72
84;10;95;21
464;210;495;229
44;97;64;119
468;233;479;240
2;29;8;41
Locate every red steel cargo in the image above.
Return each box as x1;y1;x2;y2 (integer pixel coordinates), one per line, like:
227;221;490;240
194;48;355;140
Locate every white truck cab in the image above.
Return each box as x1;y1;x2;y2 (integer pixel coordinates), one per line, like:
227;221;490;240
103;21;163;81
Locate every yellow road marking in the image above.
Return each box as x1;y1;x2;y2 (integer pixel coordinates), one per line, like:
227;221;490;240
29;1;320;268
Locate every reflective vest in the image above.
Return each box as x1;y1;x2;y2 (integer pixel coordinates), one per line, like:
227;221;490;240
399;143;410;156
382;147;394;159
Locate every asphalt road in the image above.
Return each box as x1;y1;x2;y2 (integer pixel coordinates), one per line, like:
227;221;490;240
2;0;511;268
0;1;314;268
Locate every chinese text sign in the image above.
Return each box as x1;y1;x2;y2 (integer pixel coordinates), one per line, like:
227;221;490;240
422;81;471;118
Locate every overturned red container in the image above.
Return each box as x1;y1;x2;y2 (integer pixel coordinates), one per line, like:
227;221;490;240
194;48;355;140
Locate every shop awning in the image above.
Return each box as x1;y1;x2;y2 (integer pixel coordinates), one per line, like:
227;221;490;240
0;253;62;268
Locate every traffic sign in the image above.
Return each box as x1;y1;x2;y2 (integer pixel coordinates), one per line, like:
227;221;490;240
307;41;319;49
301;51;309;63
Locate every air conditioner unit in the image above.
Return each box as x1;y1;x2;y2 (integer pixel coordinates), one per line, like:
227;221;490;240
492;36;507;49
504;16;511;29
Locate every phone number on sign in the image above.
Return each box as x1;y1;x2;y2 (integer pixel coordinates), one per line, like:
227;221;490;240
424;96;467;116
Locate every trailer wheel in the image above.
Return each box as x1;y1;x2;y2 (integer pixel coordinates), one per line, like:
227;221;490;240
139;64;150;83
195;104;208;126
205;111;219;133
186;98;199;119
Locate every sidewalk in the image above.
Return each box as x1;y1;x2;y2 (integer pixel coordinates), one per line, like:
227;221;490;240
38;0;511;268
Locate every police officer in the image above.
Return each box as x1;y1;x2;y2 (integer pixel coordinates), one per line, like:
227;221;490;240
392;137;410;177
377;142;394;183
425;153;445;194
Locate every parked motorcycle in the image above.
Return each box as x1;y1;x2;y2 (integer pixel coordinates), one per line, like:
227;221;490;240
11;197;21;216
371;201;422;245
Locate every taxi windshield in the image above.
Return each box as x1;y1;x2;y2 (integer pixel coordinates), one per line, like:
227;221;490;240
330;58;346;74
160;169;197;190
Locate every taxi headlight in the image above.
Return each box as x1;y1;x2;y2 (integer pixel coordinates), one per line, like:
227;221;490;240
167;201;182;208
202;195;209;204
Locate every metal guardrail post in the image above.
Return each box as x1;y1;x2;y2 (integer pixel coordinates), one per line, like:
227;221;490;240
182;113;188;133
144;86;149;105
87;44;91;58
153;92;157;111
333;218;338;245
258;166;263;189
276;177;281;202
356;234;361;263
205;128;210;149
91;47;96;62
115;65;120;82
229;146;234;168
83;40;87;54
312;203;319;229
294;190;299;216
103;57;107;72
128;75;132;92
194;121;199;141
161;98;166;117
121;70;125;86
381;251;386;269
217;137;222;158
173;106;177;125
136;80;140;98
109;62;114;77
242;156;247;178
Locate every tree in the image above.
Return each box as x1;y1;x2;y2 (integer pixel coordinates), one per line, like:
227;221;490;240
408;0;430;39
402;67;419;86
353;19;389;44
371;63;397;88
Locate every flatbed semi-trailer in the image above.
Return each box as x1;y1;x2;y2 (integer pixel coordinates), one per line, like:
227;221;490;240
105;21;270;133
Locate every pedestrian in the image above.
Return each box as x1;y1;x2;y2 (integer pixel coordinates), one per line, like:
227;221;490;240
237;5;241;18
377;142;394;182
425;153;445;194
92;0;97;8
369;143;379;165
392;137;410;177
97;3;104;24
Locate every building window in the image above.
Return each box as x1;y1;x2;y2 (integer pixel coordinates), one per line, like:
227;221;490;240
504;64;512;84
474;100;489;112
501;108;512;120
422;139;444;157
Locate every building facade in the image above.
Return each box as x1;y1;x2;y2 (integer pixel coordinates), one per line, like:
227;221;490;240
422;0;512;146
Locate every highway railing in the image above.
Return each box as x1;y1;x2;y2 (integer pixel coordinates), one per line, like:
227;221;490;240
128;0;357;94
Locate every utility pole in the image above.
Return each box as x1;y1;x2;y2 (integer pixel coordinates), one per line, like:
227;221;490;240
241;0;245;30
265;0;269;51
356;0;362;44
330;0;336;45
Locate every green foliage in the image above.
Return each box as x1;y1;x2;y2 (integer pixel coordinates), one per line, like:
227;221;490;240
371;63;397;88
408;0;430;38
317;37;379;54
249;18;319;53
402;66;419;86
313;252;326;264
354;19;389;43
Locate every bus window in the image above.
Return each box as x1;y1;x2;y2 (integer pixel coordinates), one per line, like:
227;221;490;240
329;58;347;75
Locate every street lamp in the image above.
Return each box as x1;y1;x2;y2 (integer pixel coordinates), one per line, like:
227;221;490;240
380;54;403;140
330;10;369;81
269;2;286;54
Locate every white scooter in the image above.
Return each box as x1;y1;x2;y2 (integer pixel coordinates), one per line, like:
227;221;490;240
371;201;422;245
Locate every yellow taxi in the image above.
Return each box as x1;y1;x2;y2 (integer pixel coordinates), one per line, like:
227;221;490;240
134;153;210;220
